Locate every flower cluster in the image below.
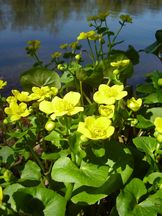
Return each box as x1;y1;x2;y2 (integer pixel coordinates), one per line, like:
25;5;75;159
4;86;58;122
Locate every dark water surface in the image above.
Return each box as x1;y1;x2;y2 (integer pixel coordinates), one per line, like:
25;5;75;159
0;0;162;93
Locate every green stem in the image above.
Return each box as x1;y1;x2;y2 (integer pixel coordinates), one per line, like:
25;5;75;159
33;53;42;65
87;39;95;64
79;81;84;106
83;91;92;104
65;183;74;201
26;141;45;173
107;22;124;57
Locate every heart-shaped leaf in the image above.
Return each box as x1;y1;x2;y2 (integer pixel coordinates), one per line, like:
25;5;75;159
20;67;61;91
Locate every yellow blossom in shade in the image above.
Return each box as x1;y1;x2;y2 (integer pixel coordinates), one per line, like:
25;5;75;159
77;116;115;140
110;59;130;68
127;97;142;112
39;91;84;118
77;30;100;41
98;104;115;118
4;102;31;122
154;117;162;133
120;14;132;23
51;51;62;59
0;80;7;89
59;43;68;49
30;86;58;102
11;90;31;102
93;84;127;105
0;186;3;204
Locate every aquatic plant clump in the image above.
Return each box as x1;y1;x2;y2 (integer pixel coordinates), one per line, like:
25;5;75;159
0;12;162;216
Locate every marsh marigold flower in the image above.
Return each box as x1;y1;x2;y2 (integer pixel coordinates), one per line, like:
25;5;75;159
77;116;114;141
154;117;162;133
77;30;100;41
11;90;31;102
93;84;127;105
98;104;115;118
0;80;7;89
39;91;83;119
30;86;58;101
127;97;142;112
4;102;31;122
120;14;132;23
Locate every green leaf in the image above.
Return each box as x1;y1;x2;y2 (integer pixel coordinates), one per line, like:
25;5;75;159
143;93;159;104
116;178;162;216
4;183;24;211
125;45;140;65
0;146;15;163
21;160;41;181
20;67;61;91
133;136;157;156
13;186;66;216
41;149;69;160
51;157;109;187
72;141;133;204
136;83;154;94
60;71;74;83
44;131;61;148
144;172;162;185
76;63;104;87
147;107;162;122
155;30;162;43
136;115;154;129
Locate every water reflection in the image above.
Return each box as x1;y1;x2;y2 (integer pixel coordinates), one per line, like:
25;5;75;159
0;0;162;32
0;0;162;93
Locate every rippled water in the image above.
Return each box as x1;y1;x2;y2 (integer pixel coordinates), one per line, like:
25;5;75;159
0;0;162;93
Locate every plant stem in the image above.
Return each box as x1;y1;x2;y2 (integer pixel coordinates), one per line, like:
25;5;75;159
87;39;95;64
79;81;84;106
65;183;74;201
26;141;45;173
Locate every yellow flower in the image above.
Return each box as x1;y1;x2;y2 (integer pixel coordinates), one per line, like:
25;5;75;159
120;14;132;23
59;43;68;49
77;116;114;140
93;84;127;105
110;59;130;68
0;80;7;89
51;51;62;59
127;97;142;112
27;40;40;50
77;30;100;41
98;104;115;118
30;86;58;101
4;102;31;122
39;91;84;118
6;96;17;103
12;90;31;102
0;186;3;204
154;117;162;133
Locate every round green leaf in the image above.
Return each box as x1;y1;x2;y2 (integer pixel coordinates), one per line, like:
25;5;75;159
13;186;66;216
51;157;109;187
20;67;61;91
20;160;41;181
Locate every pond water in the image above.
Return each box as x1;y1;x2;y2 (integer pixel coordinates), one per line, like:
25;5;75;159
0;0;162;94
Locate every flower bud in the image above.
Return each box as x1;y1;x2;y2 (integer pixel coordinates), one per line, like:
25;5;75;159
75;54;81;61
45;120;55;131
158;78;162;86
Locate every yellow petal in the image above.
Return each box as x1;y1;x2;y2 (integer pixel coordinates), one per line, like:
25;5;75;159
63;91;81;106
39;100;54;114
